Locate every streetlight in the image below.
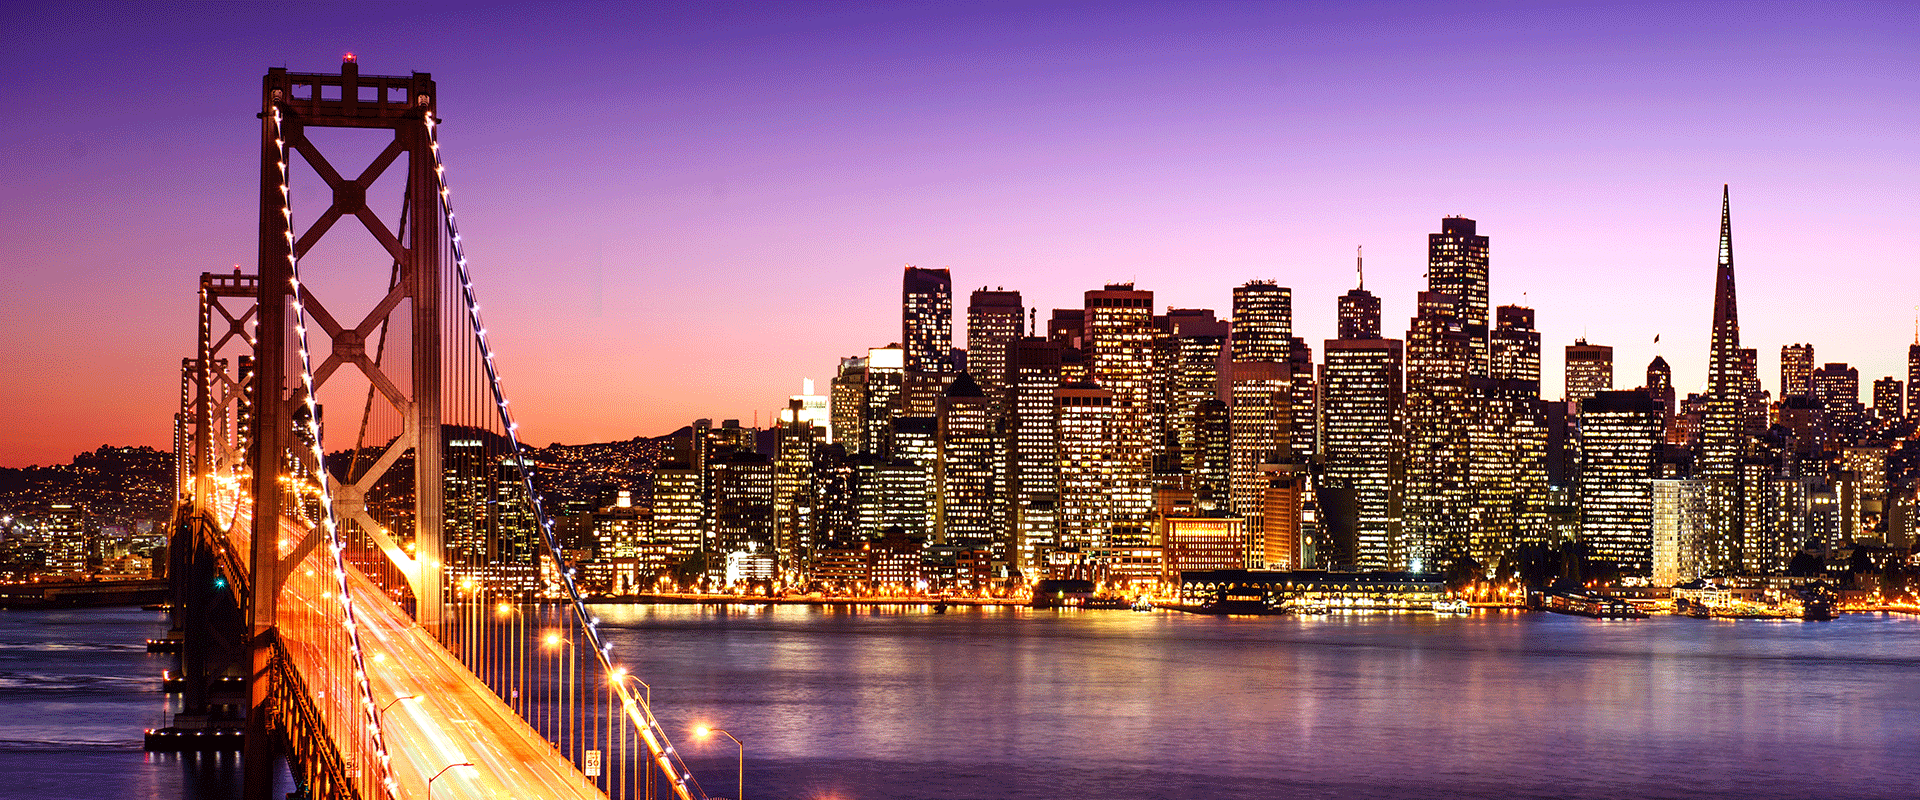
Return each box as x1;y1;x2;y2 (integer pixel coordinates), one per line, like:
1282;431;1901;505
379;694;418;713
694;725;743;800
427;762;473;799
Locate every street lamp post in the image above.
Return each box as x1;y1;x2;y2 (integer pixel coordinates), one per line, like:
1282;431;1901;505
427;762;473;799
379;694;419;714
695;725;743;800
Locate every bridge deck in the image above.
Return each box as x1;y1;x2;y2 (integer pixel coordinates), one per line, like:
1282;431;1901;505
278;524;603;799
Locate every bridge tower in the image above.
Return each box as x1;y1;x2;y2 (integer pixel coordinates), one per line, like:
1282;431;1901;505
248;58;445;797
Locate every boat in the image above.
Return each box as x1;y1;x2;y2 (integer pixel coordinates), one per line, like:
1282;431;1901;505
1541;590;1649;619
1431;599;1470;614
1131;597;1154;612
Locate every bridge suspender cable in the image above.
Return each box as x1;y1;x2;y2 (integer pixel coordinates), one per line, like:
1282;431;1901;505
272;104;399;800
425;113;710;800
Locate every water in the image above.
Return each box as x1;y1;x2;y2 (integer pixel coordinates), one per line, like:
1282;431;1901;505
4;606;1915;799
592;605;1920;800
0;607;289;800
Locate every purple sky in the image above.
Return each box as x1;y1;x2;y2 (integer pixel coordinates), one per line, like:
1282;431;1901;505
1;1;1916;467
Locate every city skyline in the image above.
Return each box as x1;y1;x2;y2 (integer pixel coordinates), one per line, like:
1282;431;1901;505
3;1;1918;467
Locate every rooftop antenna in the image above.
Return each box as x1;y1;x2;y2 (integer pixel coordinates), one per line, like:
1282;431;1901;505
1356;245;1364;290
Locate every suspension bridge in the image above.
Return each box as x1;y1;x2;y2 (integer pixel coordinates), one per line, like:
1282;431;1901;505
159;58;717;800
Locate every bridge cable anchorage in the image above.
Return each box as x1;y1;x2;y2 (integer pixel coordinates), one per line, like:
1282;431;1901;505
426;113;709;800
273;104;399;800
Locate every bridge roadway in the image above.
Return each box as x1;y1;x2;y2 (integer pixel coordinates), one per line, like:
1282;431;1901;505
284;562;601;799
204;484;604;799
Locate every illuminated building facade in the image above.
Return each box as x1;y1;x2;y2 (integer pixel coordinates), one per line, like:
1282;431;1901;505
1781;343;1814;399
1872;376;1903;422
829;356;866;452
1083;284;1155;545
1698;186;1753;575
936;374;1006;552
903;266;953;373
1565;339;1613;406
862;346;905;457
1470;305;1548;566
1320;335;1403;571
1579;391;1661;575
1161;311;1228;505
1229;360;1292;566
966;288;1025;404
1231;280;1292;362
1404;290;1473;571
1055;382;1121;550
1159;516;1245;585
1428;216;1490;375
1008;337;1062;573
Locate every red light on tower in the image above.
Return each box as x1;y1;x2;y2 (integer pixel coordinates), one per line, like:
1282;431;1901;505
343;52;356;63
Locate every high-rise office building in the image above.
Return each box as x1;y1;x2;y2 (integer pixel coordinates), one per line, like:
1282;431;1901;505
774;399;822;570
1231;281;1292;362
1338;249;1382;340
829;356;868;452
1321;333;1404;572
1565;339;1614;406
1873;376;1904;421
1083;284;1156;545
965;288;1024;402
936;374;1006;551
1811;362;1863;437
1056;382;1120;551
1229;360;1293;567
1404;290;1474;571
1286;337;1318;462
1579;391;1662;575
1698;186;1753;574
1781;343;1814;399
1645;356;1675;434
1008;337;1062;573
1470;305;1548;566
1909;339;1920;420
862;346;905;457
1161;311;1228;502
1429;217;1491;377
903;267;953;373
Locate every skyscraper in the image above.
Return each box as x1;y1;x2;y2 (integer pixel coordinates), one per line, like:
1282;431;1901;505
1338;248;1382;340
903;266;953;373
1811;362;1863;438
1565;339;1614;406
1471;305;1548;566
1229;360;1292;567
1579;391;1662;575
1162;311;1229;504
1428;217;1491;377
1781;343;1814;399
935;374;1005;551
1645;356;1675;434
965;288;1024;402
1320;336;1403;571
1231;281;1292;362
1404;290;1474;572
862;346;905;457
1698;185;1752;574
1873;376;1904;422
1008;337;1062;573
1056;381;1120;552
1083;284;1156;546
1908;338;1919;421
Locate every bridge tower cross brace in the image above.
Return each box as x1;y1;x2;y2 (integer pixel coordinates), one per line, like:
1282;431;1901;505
249;59;443;799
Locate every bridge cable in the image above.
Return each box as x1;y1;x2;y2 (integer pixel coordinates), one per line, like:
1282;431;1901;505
273;104;399;800
425;112;710;800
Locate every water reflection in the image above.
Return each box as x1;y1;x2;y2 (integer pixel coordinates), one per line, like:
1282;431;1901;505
594;605;1920;800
